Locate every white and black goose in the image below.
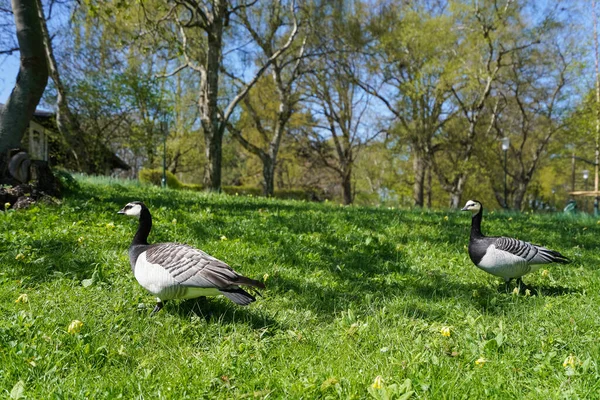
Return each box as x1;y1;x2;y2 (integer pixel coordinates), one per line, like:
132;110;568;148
118;201;265;314
461;200;570;292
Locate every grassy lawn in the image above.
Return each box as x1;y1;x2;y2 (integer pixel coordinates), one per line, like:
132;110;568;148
1;177;599;399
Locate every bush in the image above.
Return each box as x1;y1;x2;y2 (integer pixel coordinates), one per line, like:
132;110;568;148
138;169;183;189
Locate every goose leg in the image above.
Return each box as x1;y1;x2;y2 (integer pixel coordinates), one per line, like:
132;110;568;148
151;299;165;315
504;278;513;292
516;278;537;295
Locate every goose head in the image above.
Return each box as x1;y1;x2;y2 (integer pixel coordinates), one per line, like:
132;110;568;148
461;199;482;214
118;201;146;218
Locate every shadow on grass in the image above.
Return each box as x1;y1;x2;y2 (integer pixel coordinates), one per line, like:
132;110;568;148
169;297;283;330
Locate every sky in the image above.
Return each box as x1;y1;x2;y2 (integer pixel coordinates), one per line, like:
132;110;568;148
0;0;594;107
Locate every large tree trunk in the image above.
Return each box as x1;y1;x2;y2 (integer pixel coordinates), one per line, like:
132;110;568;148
262;156;275;197
448;175;466;209
341;167;353;205
0;0;48;163
413;153;426;207
201;3;225;192
513;181;527;211
36;0;87;171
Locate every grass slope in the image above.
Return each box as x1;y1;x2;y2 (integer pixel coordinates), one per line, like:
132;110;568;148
1;177;599;399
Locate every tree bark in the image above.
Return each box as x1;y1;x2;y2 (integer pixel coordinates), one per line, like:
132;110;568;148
413;153;426;207
36;0;87;171
341;167;353;205
0;0;48;161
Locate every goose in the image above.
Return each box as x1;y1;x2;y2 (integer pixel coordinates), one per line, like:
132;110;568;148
118;201;265;314
461;199;570;292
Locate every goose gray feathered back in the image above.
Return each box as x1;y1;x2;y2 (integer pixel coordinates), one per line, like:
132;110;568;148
461;199;570;292
118;201;265;314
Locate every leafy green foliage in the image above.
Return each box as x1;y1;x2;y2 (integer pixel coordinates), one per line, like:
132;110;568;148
0;176;598;398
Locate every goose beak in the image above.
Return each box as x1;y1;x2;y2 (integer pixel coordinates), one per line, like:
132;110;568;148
460;206;469;211
117;208;126;214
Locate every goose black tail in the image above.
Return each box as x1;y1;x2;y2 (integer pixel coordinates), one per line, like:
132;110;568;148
220;287;257;306
548;250;571;264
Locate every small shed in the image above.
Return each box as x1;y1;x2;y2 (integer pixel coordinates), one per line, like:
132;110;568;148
24;109;54;161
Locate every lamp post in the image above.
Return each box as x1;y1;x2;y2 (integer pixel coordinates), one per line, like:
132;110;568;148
501;137;510;209
583;169;589;213
161;120;169;188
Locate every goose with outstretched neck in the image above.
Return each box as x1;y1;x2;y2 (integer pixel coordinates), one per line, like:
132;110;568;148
118;201;265;314
461;199;570;293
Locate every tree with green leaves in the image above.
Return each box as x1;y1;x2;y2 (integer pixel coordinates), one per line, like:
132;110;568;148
0;0;48;174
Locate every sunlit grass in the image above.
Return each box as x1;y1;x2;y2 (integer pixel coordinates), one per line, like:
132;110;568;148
1;177;599;398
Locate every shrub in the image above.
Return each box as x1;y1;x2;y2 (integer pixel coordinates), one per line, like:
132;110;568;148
138;169;183;189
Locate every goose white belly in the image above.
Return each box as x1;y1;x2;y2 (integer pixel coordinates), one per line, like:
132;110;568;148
477;245;540;278
134;252;222;300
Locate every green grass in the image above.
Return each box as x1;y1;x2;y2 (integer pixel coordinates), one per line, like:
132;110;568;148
1;177;599;399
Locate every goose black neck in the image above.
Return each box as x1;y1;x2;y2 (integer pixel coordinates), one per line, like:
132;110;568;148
470;208;484;239
132;208;152;245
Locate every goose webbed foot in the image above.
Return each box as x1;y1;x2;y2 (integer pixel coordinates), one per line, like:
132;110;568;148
516;278;537;296
151;300;165;316
504;278;513;293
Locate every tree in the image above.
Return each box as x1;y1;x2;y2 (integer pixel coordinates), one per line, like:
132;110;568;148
431;1;539;208
360;2;456;207
0;0;48;173
146;0;299;191
227;2;308;196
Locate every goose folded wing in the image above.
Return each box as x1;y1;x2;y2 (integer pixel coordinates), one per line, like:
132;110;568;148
145;243;243;289
494;237;559;264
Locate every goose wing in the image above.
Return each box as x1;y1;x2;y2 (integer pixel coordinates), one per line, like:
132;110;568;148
494;237;570;264
144;242;258;289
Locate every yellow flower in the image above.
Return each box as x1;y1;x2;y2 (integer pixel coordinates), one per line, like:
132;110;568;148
15;253;25;261
371;376;383;389
475;357;487;367
512;287;519;295
508;217;513;221
525;289;531;296
220;235;227;241
105;222;115;229
541;269;549;278
563;354;579;368
68;320;84;334
172;219;177;224
77;236;85;243
15;293;28;303
4;202;10;209
444;216;449;221
263;273;270;282
440;326;451;337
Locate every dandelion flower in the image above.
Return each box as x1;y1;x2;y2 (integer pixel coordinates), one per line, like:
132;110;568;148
444;216;449;221
440;326;451;337
15;293;28;303
371;376;383;389
563;354;579;368
263;273;270;282
541;269;549;277
525;289;531;296
508;217;513;221
512;287;519;295
68;320;83;334
15;253;25;261
4;202;10;209
105;222;115;229
172;219;177;224
475;357;487;367
77;236;85;244
220;235;227;241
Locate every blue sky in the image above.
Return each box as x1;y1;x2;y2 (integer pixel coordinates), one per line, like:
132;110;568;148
0;0;593;106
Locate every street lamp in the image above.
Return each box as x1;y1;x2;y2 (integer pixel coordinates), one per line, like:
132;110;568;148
161;120;169;188
583;169;589;213
501;137;510;209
